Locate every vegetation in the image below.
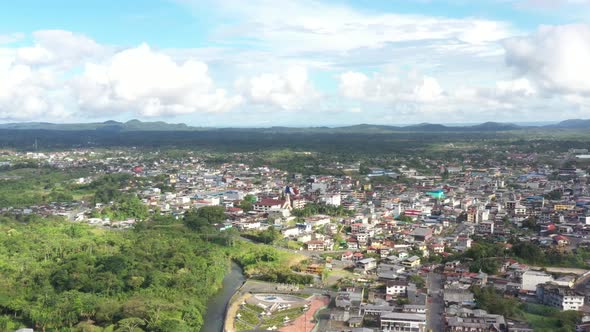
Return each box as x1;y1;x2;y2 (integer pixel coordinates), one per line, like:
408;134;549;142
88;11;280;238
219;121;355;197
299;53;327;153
473;287;582;332
0;212;306;331
0;167;91;208
242;227;282;244
450;238;590;274
292;203;354;218
183;206;227;232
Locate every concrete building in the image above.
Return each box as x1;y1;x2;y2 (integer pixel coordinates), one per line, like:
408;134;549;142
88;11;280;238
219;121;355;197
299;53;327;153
521;270;553;292
386;280;408;297
380;312;426;332
536;282;585;311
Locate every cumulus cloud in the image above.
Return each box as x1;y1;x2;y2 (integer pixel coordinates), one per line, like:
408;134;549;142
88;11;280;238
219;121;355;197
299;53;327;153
0;59;72;121
504;24;590;95
235;66;319;110
74;43;242;116
338;69;443;103
16;30;108;68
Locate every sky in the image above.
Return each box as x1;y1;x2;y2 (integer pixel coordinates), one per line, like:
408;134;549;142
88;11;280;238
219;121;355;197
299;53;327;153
1;0;590;127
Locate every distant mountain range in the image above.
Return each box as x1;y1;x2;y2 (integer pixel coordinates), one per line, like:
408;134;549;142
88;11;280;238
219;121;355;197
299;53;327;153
0;119;194;131
0;119;588;132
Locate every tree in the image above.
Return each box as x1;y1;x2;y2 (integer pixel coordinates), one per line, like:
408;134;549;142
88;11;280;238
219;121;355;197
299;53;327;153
409;275;425;288
116;317;145;332
183;206;227;231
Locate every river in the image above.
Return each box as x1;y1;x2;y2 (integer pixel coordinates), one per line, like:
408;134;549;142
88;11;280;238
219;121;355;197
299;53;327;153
201;261;246;332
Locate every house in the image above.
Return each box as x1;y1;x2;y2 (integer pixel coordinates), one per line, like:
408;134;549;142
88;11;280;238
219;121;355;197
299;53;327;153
336;288;364;310
281;227;300;237
380;312;426;332
356;233;369;246
409;227;433;242
402;304;426;314
386;280;408;297
536;282;585;311
306;240;326;251
443;288;475;306
352;223;369;234
357;258;377;272
521;270;553;292
347;238;359;250
430;243;445;254
476;221;495;235
378;263;405;281
353;252;365;261
553;235;570;246
341;251;354;261
253;199;286;212
446;309;506;332
402;256;421;268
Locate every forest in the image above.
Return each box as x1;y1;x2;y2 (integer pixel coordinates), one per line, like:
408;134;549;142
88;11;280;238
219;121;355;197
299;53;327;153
0;212;304;331
2;127;590;155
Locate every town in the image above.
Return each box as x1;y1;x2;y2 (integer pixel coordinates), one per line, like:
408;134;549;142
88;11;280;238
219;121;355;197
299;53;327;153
2;144;590;332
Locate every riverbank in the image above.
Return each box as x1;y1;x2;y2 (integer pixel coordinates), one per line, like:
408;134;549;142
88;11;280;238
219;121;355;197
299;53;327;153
224;291;250;332
201;262;246;332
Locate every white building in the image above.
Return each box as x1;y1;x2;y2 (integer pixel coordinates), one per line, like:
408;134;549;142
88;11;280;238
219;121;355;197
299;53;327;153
321;193;341;206
537;282;584;311
521;270;554;291
380;312;426;332
386;280;408;297
253;199;285;212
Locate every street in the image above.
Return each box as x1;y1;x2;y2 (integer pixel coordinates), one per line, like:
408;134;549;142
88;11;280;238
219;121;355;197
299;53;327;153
426;272;444;332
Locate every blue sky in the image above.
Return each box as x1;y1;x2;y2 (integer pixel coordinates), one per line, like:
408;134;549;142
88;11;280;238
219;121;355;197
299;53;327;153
0;0;589;126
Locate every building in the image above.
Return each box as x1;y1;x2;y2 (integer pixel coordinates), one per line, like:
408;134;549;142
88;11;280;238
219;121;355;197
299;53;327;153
409;227;433;242
521;270;553;292
386;280;408;297
253;199;286;212
536;282;584;311
402;256;421;268
443;288;475;306
357;258;377;272
445;309;507;332
476;221;494;235
352;223;370;234
380;312;426;332
306;240;326;251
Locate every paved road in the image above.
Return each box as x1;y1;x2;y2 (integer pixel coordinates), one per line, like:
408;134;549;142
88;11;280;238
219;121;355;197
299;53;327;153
426;272;444;332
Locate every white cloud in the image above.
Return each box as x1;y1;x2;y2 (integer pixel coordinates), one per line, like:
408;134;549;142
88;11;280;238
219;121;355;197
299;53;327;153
338;69;443;103
0;33;24;45
0;60;72;121
16;30;108;68
339;71;369;99
75;43;242;117
235;65;319;110
504;24;590;95
209;0;514;55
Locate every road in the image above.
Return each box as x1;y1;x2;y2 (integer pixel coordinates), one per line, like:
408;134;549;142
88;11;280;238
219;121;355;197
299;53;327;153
426;272;444;332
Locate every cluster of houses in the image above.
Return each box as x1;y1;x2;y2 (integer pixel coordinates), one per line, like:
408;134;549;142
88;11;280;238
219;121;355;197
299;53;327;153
6;146;590;331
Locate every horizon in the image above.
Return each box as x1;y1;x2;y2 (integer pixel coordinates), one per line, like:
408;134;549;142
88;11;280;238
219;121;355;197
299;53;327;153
1;1;590;126
0;118;576;129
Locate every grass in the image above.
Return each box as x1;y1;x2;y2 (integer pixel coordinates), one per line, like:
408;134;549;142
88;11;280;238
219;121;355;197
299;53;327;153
235;319;254;332
236;307;260;326
259;307;307;328
244;303;265;314
518;303;580;332
522;313;560;331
